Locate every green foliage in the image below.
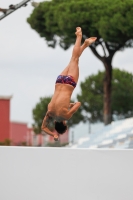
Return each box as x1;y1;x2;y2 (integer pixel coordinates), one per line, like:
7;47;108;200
27;0;133;50
0;139;11;146
28;0;133;125
0;141;4;145
112;69;133;117
32;96;84;134
20;141;27;146
77;69;133;122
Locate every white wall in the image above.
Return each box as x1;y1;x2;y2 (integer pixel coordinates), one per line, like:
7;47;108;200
0;147;133;200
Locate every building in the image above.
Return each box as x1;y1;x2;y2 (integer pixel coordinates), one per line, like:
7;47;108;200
0;96;68;146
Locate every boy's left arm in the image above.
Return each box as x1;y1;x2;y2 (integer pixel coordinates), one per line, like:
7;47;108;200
66;102;81;119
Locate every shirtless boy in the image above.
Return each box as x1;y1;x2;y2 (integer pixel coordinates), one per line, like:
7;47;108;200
41;27;97;141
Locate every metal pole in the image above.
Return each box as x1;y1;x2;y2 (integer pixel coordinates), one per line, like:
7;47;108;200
0;0;31;21
71;131;74;144
88;118;91;134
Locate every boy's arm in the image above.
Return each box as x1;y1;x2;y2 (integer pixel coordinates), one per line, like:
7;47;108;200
66;102;81;119
41;114;59;141
69;103;76;108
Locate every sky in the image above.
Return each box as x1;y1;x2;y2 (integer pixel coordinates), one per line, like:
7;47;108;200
0;0;133;127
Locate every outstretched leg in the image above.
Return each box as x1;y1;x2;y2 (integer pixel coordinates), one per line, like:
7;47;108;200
79;37;97;56
60;27;82;82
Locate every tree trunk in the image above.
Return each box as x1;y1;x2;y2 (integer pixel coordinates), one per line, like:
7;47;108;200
89;45;115;125
103;59;112;125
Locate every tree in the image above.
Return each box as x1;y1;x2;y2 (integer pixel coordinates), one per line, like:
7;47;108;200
32;97;51;134
32;96;84;134
77;68;133;122
27;0;133;125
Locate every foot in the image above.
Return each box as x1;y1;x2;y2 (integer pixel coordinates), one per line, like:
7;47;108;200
75;27;82;36
84;37;97;46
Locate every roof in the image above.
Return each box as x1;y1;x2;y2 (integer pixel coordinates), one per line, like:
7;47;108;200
0;95;12;100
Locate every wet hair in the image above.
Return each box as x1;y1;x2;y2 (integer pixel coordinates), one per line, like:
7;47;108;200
55;121;67;134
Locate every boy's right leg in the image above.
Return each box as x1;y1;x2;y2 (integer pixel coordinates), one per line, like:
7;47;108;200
60;27;82;82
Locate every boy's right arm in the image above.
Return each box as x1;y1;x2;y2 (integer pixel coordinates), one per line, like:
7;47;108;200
41;114;59;141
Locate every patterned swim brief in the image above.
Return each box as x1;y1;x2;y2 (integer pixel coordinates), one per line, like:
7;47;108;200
55;75;77;88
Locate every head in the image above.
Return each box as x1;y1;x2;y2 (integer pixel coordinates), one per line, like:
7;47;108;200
55;121;67;134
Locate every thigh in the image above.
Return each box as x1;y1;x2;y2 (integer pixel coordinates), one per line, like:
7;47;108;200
60;66;69;76
60;59;79;83
67;59;79;83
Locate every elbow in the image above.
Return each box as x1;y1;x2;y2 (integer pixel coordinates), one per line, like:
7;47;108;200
77;102;81;107
41;125;45;132
65;114;71;120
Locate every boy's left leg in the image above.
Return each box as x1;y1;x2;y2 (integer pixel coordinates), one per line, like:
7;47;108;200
79;37;97;56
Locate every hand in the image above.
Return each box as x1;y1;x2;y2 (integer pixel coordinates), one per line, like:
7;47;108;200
54;134;59;141
69;103;76;108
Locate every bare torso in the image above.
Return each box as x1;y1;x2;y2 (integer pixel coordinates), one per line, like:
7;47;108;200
47;83;74;121
41;83;81;139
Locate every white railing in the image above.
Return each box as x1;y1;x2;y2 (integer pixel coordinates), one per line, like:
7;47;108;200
0;147;133;200
0;0;31;20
